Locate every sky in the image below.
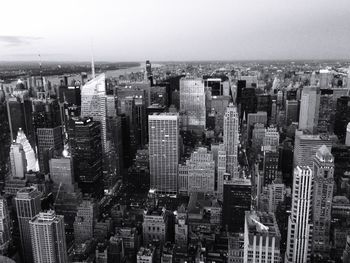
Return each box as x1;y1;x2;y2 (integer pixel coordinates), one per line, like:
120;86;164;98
0;0;350;62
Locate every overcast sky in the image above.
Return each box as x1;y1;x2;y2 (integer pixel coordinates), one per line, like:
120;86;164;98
0;0;349;62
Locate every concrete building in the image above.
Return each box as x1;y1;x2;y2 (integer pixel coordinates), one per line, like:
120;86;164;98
285;100;299;126
346;123;350;146
298;86;320;133
179;78;206;129
244;211;281;263
312;145;334;257
15;187;42;263
137;246;155;263
216;144;227;197
10;143;26;178
49;157;75;193
175;205;188;250
187;147;215;193
15;128;37;172
293;130;334;168
285;166;313;263
228;233;244;263
148;113;179;194
74;199;98;244
142;210;167;245
0;197;11;255
29;210;68;263
224;103;239;178
81;74;107;153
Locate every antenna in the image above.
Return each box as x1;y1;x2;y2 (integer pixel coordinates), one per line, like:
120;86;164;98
91;40;95;79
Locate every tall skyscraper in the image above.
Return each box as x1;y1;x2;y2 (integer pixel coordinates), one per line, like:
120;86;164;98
285;166;313;263
334;96;350;143
15;187;42;263
0;197;11;255
49;156;75;193
81;73;107;153
298;86;320;133
36;126;63;173
29;210;68;263
312;145;334;257
216;144;227;197
148;113;179;194
10;143;26;178
223;103;239;178
69;117;103;197
179;78;206;129
223;178;251;232
346;123;350;146
285;99;299;125
0;95;11;183
15;128;38;172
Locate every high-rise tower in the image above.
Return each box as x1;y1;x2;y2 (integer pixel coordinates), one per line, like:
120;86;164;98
298;86;320;133
15;187;42;263
285;166;313;263
81;73;107;153
312;145;334;257
30;210;68;263
148;113;179;194
223;103;239;178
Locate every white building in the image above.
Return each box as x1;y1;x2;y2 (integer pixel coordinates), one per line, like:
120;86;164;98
10;143;26;178
285;166;313;263
224;103;239;178
179;78;206;129
298;86;320;133
30;210;68;263
148;113;179;194
81;74;107;153
15;128;38;172
244;211;281;263
346;123;350;146
0;197;11;254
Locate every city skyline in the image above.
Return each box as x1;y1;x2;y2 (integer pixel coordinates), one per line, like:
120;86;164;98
1;0;350;61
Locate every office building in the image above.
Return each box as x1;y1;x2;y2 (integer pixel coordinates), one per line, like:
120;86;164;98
223;103;239;178
179;78;206;129
10;143;26;178
175;205;188;250
142;210;167;245
0;197;11;255
69;117;103;197
317;89;334;133
0;96;10;183
223;178;251;232
107;235;124;263
293;130;334;168
247;112;268;138
216;144;227;197
15;187;42;263
228;233;244;263
187;147;215;193
74;199;98;244
81;74;107;153
15;128;37;173
29;210;68;263
36;126;63;173
148;113;179;194
346;123;350;146
244;211;281;263
298;86;320;133
49;157;75;193
285;166;313;263
137;246;155;263
240;88;256;121
334;96;350;142
285;100;299;126
312;145;334;256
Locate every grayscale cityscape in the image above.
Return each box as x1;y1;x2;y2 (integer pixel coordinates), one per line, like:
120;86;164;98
0;0;350;262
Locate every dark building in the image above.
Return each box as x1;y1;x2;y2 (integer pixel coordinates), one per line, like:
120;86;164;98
317;89;334;133
263;150;279;185
222;179;251;232
240;88;256;121
236;80;246;104
256;94;272;118
146;60;153;85
0;96;10;184
331;145;350;195
334;96;350;142
69;117;103;198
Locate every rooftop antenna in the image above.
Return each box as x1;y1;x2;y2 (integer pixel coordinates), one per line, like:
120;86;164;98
91;39;95;79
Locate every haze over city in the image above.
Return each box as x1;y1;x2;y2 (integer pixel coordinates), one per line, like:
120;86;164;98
1;0;350;61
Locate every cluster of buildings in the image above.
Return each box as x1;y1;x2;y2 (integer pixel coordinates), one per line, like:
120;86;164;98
0;60;350;263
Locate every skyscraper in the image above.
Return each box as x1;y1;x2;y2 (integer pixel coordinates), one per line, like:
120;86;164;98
148;113;179;194
49;156;75;193
223;103;239;179
312;145;334;257
298;86;320;133
285;100;299;125
74;199;98;244
285;166;313;263
179;78;206;130
222;178;251;232
334;96;350;143
15;187;42;263
15;128;37;172
293;130;334;168
187;147;215;194
10;143;26;178
81;73;107;153
29;210;68;263
0;197;11;255
69;117;103;197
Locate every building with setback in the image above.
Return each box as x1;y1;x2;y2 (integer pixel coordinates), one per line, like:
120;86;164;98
224;103;239;178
